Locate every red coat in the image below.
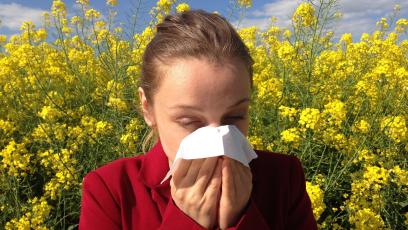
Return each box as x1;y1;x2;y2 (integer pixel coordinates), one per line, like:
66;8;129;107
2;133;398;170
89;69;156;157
79;139;318;229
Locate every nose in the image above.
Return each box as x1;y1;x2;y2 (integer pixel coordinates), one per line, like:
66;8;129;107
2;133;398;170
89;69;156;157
206;120;228;128
213;114;237;127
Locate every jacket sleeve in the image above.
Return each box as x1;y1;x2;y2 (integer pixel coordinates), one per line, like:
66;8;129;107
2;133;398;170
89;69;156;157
286;156;318;229
160;197;270;230
223;197;270;230
158;198;208;230
79;171;121;230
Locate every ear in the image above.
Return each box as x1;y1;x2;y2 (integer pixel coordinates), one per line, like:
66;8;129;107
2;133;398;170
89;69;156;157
138;87;156;128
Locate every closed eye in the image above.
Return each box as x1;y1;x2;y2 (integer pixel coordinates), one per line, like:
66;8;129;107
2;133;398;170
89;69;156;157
226;116;244;120
222;116;246;125
177;118;201;127
177;116;246;128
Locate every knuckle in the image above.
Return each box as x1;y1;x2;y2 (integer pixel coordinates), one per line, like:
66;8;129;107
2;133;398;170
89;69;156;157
200;204;212;215
199;167;212;177
173;190;186;202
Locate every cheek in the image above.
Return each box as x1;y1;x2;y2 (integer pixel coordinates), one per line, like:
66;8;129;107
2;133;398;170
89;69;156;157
156;120;187;163
236;118;250;137
158;131;178;163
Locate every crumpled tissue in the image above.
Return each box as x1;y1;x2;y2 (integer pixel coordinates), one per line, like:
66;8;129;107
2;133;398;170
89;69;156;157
161;124;258;184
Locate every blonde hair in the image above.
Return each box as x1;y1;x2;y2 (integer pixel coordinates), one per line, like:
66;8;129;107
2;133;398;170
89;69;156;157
141;126;158;154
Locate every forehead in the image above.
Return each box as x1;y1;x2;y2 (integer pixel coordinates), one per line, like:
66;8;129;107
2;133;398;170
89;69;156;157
153;57;250;107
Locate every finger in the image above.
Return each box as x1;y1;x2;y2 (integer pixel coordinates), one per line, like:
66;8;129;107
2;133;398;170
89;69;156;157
243;164;253;182
234;159;252;183
228;158;251;182
222;157;235;198
233;163;251;185
180;158;206;187
233;159;252;183
195;156;220;194
233;161;253;203
173;159;192;186
204;157;222;198
228;158;240;198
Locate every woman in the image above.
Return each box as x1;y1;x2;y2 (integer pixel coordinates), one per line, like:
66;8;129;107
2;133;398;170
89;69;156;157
79;9;317;230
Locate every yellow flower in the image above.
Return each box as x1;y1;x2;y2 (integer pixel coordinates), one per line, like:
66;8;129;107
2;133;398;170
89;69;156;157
256;78;283;105
306;181;326;220
350;208;385;229
0;119;15;135
380;116;407;143
279;105;298;121
340;33;352;45
51;0;66;18
176;3;190;13
35;28;47;41
390;165;408;185
120;118;143;151
292;3;316;27
38;106;62;122
0;35;7;44
360;33;370;41
156;0;175;14
376;17;389;30
0;140;32;177
71;16;81;25
353;119;371;133
95;121;113;135
283;29;292;39
76;0;90;6
280;128;301;148
85;9;101;19
29;196;52;226
322;100;346;127
249;135;264;150
356;149;375;164
299;108;321;130
236;0;252;8
277;41;296;62
238;26;258;50
107;96;128;112
395;18;408;33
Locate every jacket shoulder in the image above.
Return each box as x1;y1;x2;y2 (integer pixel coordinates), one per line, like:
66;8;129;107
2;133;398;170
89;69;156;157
252;149;301;169
250;149;304;185
81;154;145;198
91;154;144;178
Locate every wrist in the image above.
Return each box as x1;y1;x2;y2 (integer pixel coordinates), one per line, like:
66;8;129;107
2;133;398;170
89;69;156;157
226;199;252;228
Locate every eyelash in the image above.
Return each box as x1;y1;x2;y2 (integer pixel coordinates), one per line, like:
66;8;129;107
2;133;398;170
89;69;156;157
226;116;245;121
179;116;245;127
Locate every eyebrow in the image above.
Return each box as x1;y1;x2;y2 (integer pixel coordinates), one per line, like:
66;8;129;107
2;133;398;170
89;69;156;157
169;97;250;111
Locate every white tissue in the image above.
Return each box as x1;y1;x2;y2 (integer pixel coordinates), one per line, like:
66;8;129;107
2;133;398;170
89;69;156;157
160;125;258;184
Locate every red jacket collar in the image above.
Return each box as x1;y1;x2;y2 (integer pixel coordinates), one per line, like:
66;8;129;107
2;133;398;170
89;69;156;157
137;139;171;191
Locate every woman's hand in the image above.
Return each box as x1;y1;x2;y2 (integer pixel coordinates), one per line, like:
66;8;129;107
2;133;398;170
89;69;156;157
218;157;253;229
170;157;223;229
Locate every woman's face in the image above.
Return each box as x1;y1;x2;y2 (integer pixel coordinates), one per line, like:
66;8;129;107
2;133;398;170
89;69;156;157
138;57;251;165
